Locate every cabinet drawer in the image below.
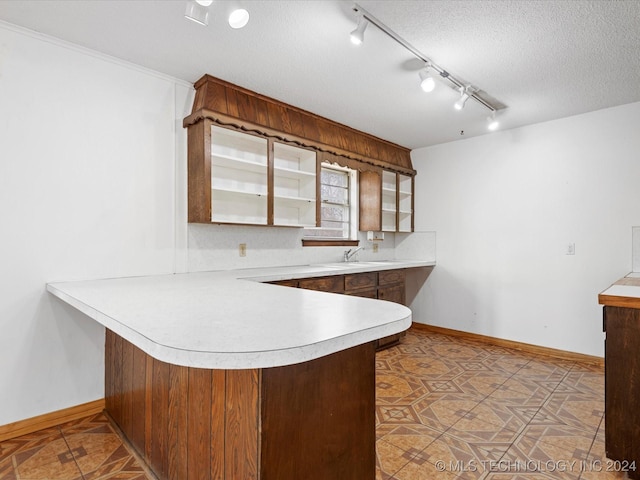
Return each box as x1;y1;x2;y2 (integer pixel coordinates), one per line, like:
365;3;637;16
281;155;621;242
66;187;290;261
344;272;378;291
298;275;344;293
345;288;378;299
379;269;405;286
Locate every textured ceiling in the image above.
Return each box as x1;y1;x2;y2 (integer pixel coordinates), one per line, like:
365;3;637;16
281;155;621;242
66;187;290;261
0;0;638;149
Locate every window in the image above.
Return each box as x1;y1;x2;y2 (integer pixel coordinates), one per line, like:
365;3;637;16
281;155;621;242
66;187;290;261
303;164;358;242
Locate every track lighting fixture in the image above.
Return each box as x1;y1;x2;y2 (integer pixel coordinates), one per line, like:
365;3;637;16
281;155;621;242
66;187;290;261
185;1;250;29
185;0;210;25
350;15;368;45
350;3;505;128
454;86;472;111
418;64;435;93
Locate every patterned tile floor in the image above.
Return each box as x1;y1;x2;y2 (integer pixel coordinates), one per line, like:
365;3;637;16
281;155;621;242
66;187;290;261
0;328;617;480
376;328;619;480
0;413;150;479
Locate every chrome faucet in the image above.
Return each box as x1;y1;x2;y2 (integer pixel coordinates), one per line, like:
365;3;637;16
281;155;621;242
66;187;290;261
344;246;364;262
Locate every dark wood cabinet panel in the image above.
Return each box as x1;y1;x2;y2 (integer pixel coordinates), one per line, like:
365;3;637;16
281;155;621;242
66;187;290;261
298;276;344;293
359;170;382;232
603;306;640;478
345;272;377;291
105;331;375;480
345;288;378;299
379;269;406;286
188;75;414;174
261;343;375;480
378;284;405;305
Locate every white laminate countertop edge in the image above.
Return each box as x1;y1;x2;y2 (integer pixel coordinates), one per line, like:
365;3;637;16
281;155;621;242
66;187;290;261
600;284;640;299
47;260;434;369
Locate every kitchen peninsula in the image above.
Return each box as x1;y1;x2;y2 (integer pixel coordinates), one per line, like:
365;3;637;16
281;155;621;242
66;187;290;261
47;260;433;480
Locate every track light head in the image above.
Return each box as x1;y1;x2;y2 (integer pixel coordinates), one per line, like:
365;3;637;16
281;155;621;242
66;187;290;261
487;111;500;131
418;64;435;93
350;15;368;45
185;0;209;25
454;86;472;110
228;8;249;28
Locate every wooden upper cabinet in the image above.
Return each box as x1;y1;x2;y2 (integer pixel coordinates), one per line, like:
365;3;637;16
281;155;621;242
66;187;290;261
359;170;382;232
185;75;416;227
188;121;318;226
360;170;414;233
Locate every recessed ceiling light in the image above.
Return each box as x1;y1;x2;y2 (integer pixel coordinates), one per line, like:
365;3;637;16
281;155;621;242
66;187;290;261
228;8;250;29
195;0;213;6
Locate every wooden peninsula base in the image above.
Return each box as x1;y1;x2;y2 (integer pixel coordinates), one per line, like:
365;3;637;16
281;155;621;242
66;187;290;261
105;329;376;480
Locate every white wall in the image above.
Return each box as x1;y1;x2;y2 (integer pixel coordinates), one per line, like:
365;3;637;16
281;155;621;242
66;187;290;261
412;102;640;357
0;23;191;425
0;22;436;427
633;226;640;272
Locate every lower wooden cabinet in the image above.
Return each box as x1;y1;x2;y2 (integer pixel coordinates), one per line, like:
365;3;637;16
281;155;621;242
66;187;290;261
603;306;640;479
298;275;344;293
378;284;405;305
271;269;408;350
105;330;375;480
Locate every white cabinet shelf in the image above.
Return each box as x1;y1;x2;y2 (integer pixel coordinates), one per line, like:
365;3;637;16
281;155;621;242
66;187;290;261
204;128;319;227
212;153;267;173
210;125;268;225
398;173;413;232
274;166;316;180
273;142;317;227
382;170;397;232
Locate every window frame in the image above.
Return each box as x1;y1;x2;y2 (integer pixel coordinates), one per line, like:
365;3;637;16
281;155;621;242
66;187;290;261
302;163;359;247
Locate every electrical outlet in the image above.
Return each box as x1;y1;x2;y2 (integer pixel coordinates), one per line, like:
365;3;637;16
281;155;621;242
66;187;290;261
239;243;247;257
373;243;379;253
566;243;575;255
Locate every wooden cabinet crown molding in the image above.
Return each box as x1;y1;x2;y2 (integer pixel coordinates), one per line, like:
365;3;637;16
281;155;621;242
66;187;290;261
183;74;415;176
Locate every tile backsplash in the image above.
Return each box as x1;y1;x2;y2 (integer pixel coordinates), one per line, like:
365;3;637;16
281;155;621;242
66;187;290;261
186;224;435;272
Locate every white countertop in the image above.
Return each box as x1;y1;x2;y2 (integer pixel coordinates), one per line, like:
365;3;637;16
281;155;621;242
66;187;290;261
599;272;640;309
47;260;434;369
